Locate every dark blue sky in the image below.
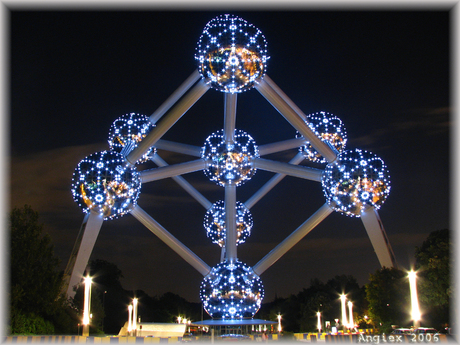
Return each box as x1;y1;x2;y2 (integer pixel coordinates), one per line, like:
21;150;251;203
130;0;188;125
9;8;451;305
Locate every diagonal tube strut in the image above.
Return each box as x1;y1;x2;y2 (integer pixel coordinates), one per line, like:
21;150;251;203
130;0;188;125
151;154;212;210
149;70;202;125
360;206;397;268
245;152;305;210
127;79;210;165
253;203;333;276
256;76;337;163
253;157;323;181
130;206;211;276
62;210;104;298
140;158;209;183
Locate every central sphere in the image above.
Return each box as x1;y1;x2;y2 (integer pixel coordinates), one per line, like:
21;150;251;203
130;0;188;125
201;129;259;187
200;260;264;319
204;200;253;247
71;151;141;220
195;14;269;93
321;148;391;217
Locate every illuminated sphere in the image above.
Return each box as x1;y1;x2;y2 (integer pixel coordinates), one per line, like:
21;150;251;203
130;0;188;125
71;151;141;220
200;261;264;319
201;129;259;187
322;148;391;217
108;113;155;163
195;14;269;93
204;200;253;247
298;111;347;164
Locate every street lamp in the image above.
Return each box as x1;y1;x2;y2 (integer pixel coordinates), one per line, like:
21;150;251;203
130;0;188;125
82;275;92;337
317;312;321;332
128;305;133;334
133;298;138;335
277;314;282;332
408;270;421;328
348;301;354;329
340;294;348;331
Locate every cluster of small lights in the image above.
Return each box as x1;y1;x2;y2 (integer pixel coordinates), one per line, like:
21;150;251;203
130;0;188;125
108;113;155;163
204;200;253;247
201;129;259;187
200;260;264;319
71;151;141;220
321;148;391;217
297;111;348;164
195;14;269;93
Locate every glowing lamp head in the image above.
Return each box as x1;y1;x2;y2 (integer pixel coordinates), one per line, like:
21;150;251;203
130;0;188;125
321;148;391;217
71;150;141;220
201;129;259;187
200;260;264;319
298;111;347;163
204;200;253;247
195;14;269;93
108;113;155;163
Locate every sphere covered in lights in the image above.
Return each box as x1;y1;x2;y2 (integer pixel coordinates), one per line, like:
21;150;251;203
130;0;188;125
201;129;259;187
200;260;264;319
108;113;155;163
204;200;253;247
71;151;141;220
298;111;347;164
195;14;269;93
322;148;391;217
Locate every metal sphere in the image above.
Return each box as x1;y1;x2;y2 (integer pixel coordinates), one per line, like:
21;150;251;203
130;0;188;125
298;111;347;164
201;129;259;187
195;14;269;93
322;148;391;217
108;112;155;163
204;200;253;247
71;151;141;220
200;260;264;319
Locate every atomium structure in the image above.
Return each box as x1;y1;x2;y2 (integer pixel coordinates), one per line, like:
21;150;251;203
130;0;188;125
63;14;396;322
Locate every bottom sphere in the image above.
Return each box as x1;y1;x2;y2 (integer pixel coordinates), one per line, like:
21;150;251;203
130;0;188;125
200;260;264;319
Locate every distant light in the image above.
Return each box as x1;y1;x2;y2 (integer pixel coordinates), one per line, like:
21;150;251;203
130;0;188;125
322;148;391;217
195;14;269;93
82;276;92;325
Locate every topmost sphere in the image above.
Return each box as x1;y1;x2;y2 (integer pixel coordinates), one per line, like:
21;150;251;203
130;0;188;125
195;14;269;93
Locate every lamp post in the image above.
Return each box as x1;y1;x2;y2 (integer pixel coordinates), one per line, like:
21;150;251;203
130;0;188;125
277;314;282;333
128;305;133;335
340;294;348;332
348;301;354;330
133;298;138;336
82;275;92;337
317;312;322;333
408;270;421;329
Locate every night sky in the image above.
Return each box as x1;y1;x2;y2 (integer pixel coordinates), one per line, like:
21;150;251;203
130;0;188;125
8;5;451;306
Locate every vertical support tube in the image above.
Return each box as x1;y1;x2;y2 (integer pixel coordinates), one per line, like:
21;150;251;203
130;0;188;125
149;70;202;125
224;93;237;144
130;206;211;276
127;79;210;165
63;210;104;298
225;184;237;263
256;77;337;163
360;207;397;268
253;203;333;276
